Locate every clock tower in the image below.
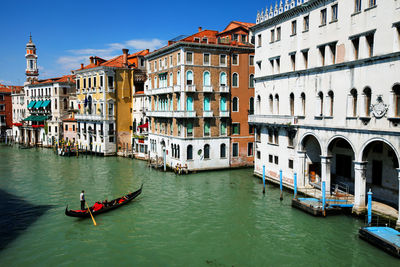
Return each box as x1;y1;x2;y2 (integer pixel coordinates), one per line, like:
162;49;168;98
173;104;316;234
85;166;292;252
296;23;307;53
25;34;38;85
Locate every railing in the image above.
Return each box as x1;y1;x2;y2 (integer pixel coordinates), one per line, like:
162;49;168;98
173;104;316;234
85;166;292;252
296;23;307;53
248;114;299;125
174;111;196;118
185;85;196;92
173;85;182;92
218;86;229;93
203;86;213;93
150;86;173;95
146;111;174;117
219;111;230;117
203;111;213;117
75;114;104;121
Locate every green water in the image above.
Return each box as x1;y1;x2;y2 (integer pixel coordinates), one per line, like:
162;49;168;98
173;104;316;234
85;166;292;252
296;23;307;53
0;146;398;266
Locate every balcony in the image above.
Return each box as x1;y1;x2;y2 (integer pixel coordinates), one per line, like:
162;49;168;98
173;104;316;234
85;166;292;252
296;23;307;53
219;111;230;117
174;111;196;118
75;114;104;121
219;86;229;93
185;85;196;92
146;111;174;117
150;86;173;95
203;111;213;117
203;86;213;93
173;85;182;92
248;115;298;125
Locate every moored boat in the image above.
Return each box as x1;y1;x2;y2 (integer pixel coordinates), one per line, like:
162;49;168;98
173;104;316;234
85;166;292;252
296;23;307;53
65;184;143;218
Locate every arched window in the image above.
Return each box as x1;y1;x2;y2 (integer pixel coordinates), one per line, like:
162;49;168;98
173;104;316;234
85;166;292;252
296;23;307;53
203;71;210;86
204;144;210;159
171;144;174;158
154;77;157;88
363;87;371;116
187;145;193;160
63;99;68;110
257;95;261;114
249;97;254;115
301;93;306;116
274;94;279;114
249;74;255;88
328;90;334;116
169;73;173;87
232;97;239;112
318;92;324;116
350;89;357;117
177;145;180;159
186;70;193;85
187;96;194;111
220;143;226;158
232;73;239;87
204;96;210;111
269;94;273;114
177;71;181;85
393;85;400;117
220;72;227;86
289;93;294;116
220;96;227;111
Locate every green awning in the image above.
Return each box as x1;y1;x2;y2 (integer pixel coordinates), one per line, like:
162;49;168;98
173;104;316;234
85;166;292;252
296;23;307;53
40;100;51;108
27;101;36;108
23;115;34;121
34;101;43;109
23;115;49;122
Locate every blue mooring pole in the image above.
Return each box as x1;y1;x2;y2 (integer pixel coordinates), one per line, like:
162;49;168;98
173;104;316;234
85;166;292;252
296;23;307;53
279;170;283;200
367;189;372;226
262;165;265;194
294;173;297;199
322;181;326;217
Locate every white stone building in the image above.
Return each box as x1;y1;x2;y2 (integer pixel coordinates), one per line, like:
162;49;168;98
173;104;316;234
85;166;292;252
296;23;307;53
251;0;400;226
11;86;26;143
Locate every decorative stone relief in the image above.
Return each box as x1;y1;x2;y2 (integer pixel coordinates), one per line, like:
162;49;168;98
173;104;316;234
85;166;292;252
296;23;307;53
371;95;388;118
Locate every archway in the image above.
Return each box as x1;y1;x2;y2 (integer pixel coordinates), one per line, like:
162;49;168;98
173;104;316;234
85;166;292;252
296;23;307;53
300;134;322;186
361;140;399;209
328;137;355;194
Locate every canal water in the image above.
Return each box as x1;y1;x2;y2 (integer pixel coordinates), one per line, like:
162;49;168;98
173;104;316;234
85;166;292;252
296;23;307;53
0;146;398;266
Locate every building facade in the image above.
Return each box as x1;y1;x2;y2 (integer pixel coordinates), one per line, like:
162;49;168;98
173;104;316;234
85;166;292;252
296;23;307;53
0;85;13;140
11;85;26;143
146;22;254;171
251;0;400;226
73;49;147;156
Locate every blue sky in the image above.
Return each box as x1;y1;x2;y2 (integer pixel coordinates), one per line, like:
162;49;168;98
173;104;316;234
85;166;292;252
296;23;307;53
0;0;274;85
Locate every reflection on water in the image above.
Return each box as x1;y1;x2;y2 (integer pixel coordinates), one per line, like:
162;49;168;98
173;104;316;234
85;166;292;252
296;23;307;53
0;146;398;266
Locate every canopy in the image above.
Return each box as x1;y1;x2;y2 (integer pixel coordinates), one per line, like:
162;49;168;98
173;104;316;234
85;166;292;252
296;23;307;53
27;101;36;109
34;101;43;109
23;115;49;122
138;122;148;128
40;100;51;108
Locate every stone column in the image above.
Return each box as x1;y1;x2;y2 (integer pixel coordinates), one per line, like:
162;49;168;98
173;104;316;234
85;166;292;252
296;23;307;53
296;151;306;187
321;156;332;195
397;169;400;228
353;161;367;214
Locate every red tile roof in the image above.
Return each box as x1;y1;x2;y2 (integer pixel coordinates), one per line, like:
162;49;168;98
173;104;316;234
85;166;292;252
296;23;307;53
63;117;77;122
32;74;75;85
0;84;22;93
217;21;256;35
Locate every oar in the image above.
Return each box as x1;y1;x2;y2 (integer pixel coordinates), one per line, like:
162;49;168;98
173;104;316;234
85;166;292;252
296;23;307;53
86;203;97;226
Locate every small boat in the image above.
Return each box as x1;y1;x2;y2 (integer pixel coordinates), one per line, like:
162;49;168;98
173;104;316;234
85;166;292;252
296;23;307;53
65;184;143;218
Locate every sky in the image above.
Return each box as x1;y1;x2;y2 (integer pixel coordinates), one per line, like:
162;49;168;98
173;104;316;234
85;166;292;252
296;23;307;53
0;0;274;85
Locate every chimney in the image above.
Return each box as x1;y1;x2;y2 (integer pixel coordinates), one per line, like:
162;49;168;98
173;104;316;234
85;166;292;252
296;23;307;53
80;63;84;69
89;56;94;64
198;27;202;32
122;48;129;67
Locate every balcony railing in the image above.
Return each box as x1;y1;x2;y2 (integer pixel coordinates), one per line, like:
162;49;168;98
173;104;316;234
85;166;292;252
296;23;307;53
218;86;229;93
203;86;213;93
150;86;173;95
219;111;230;117
248;115;298;125
146;111;174;117
203;111;213;117
173;85;182;92
75;114;104;121
174;111;196;118
185;85;196;92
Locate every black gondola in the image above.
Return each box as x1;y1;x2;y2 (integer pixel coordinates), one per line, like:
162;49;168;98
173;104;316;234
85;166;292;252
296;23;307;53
65;184;143;218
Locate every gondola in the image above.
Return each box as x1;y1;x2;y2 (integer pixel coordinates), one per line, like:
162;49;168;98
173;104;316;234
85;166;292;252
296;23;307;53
65;184;143;218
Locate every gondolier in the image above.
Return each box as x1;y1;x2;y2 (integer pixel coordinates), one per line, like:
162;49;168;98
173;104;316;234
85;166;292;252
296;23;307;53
80;190;85;210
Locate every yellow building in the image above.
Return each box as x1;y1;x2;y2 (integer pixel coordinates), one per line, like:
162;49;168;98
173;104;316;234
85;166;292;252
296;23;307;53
72;49;147;155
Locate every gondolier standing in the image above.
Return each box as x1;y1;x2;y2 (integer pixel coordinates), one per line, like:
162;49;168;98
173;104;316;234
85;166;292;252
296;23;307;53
80;190;85;210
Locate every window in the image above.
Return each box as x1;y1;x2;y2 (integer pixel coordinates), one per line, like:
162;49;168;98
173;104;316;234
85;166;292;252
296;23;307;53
288;131;294;147
241;34;246;43
164;58;167;68
393;85;400;117
159;59;162;69
232;73;239;87
257;34;262;47
186;52;193;64
220;120;227;135
220;96;227;111
274;156;279;164
274;94;279;114
108;76;114;88
187;145;193;160
88;77;92;88
203;71;210;86
177;53;181;64
108;103;114;116
291;20;297;35
369;0;376;7
330;43;336;64
249;55;254;66
249;97;254;115
328;91;334;116
154;77;158;89
232;97;239;112
249;74;254;88
232;123;240;135
83;78;86;89
220;72;227;86
276;58;280;73
204;96;210;111
76;80;80;89
350;89;358;117
65;125;68;131
55;126;58;133
290;93;295;116
302;50;308;69
289;159;294;169
177;71;181;86
204;120;210;136
232;54;239;65
203;53;210;65
321;9;327;25
270;29;275;42
276;27;281;41
290;53;296;71
352;38;360;60
269;155;273;163
355;0;362;12
220;55;227;66
220;143;226;158
364;87;372;116
269;94;274;114
187;122;193;137
169;73;173;87
273;129;279;145
301;93;306;116
366;34;374;57
303;15;309;32
257;151;261;159
204;144;210;159
247;143;253;156
331;4;338;21
318;92;324;116
232;143;239;157
73;125;75;131
319;46;326;66
186;71;193;85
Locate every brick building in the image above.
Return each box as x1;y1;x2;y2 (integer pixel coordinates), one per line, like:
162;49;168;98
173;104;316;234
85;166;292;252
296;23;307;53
0;85;13;139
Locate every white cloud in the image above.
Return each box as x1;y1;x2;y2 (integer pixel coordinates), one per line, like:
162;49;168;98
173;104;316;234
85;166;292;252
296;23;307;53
0;79;13;85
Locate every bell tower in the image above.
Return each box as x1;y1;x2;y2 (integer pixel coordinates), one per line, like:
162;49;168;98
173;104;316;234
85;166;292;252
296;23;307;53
25;33;38;85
